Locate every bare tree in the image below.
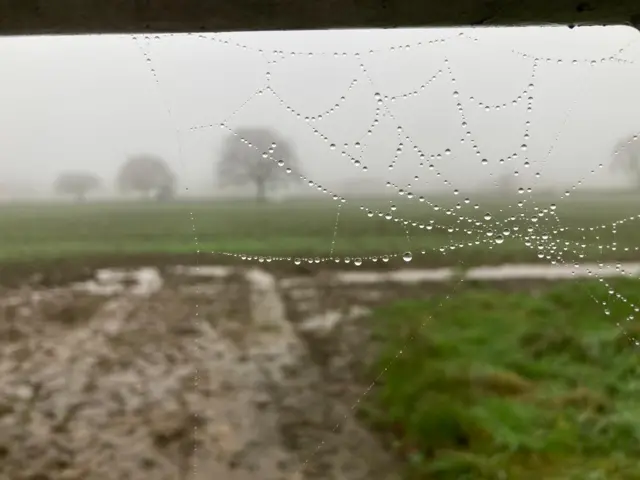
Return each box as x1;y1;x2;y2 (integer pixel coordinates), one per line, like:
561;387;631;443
117;154;176;200
216;127;302;202
53;171;101;202
612;134;640;188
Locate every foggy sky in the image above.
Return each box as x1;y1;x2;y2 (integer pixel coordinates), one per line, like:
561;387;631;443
0;25;639;199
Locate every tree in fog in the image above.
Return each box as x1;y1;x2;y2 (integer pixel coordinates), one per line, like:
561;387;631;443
612;135;640;187
117;154;176;200
53;171;101;202
216;127;303;202
496;171;516;192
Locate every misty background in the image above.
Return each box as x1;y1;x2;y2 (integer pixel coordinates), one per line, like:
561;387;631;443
0;25;639;201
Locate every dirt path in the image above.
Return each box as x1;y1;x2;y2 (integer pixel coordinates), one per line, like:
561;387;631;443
0;266;402;480
2;250;640;288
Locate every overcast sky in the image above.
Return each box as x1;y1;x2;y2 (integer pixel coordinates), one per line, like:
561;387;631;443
0;25;638;198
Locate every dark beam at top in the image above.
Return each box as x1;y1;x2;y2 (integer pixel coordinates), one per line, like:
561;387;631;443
0;0;639;36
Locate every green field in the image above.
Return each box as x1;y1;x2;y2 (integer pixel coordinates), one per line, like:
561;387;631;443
0;190;638;271
362;279;640;479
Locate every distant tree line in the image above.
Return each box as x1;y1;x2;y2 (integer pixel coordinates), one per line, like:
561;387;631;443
53;128;640;204
54;154;176;203
53;126;303;203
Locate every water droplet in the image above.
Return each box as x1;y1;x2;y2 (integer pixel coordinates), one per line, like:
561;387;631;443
294;258;301;265
484;213;492;220
495;235;504;244
403;251;413;262
354;258;363;266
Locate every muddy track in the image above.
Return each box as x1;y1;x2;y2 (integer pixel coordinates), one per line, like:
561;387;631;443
0;266;406;480
1;253;463;289
3;250;640;288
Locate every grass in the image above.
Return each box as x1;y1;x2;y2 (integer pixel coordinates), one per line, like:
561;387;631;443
360;278;640;479
0;189;638;268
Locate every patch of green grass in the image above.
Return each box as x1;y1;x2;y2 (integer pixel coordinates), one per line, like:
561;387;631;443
361;279;640;479
0;192;638;266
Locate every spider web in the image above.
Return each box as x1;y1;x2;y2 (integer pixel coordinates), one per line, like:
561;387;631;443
132;25;640;472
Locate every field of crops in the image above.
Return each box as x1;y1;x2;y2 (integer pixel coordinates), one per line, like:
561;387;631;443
0;190;637;270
